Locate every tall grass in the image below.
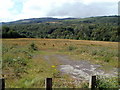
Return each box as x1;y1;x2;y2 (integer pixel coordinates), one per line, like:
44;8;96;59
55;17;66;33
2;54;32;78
2;39;118;88
96;75;118;89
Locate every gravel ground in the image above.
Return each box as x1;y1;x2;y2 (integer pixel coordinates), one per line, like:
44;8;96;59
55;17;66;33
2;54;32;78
44;54;118;81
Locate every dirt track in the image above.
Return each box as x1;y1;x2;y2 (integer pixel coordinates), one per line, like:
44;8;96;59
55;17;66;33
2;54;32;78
44;54;118;81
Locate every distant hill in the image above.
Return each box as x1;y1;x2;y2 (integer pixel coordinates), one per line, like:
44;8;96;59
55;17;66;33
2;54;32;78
2;15;119;42
2;17;77;24
2;15;119;25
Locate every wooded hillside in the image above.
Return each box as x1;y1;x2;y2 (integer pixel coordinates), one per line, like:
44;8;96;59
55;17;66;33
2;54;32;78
2;16;119;41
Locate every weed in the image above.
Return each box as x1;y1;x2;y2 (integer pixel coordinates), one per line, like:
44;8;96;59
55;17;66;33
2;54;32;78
68;45;77;51
29;43;38;51
96;75;118;89
81;82;89;88
53;71;61;78
2;38;118;88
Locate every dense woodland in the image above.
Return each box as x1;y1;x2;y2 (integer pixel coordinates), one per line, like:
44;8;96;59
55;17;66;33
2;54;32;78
2;16;119;41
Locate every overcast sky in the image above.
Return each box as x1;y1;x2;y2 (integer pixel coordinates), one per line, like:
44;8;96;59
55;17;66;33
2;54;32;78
0;0;119;22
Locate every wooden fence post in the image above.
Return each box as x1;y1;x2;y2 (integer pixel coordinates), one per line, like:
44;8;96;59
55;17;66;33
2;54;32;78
45;78;52;90
89;76;97;89
0;78;5;90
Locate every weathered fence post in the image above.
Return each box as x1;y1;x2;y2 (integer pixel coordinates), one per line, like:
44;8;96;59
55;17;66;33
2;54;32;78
89;76;97;89
0;78;5;90
45;78;52;90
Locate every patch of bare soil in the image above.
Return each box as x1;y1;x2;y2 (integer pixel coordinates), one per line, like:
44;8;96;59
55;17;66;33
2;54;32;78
44;54;118;81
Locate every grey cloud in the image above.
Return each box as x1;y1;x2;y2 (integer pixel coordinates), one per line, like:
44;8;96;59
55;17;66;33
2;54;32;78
118;1;120;15
47;2;118;18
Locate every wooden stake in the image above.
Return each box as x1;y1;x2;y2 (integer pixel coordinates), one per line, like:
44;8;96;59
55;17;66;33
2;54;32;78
45;78;52;90
89;76;97;89
0;78;5;90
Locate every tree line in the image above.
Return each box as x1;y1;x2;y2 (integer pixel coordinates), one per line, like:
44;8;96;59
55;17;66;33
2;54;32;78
2;16;119;41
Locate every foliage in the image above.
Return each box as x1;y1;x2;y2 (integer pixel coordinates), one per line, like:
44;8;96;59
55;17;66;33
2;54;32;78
96;75;118;89
80;76;118;89
2;39;118;88
29;43;38;51
2;16;118;41
2;26;26;38
81;82;89;88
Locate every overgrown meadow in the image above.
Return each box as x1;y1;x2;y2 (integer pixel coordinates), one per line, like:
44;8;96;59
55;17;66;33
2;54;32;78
2;38;118;88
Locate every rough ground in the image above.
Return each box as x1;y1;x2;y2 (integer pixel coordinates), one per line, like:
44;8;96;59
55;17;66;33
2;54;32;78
44;54;118;81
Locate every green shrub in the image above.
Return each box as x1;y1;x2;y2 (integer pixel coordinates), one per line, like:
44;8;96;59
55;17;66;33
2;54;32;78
81;76;119;89
29;43;38;51
96;76;118;89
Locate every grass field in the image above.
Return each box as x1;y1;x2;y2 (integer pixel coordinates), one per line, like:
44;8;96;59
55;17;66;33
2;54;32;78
2;38;118;88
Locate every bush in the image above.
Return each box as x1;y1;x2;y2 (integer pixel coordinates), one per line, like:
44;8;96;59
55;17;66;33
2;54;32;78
29;43;38;51
96;75;118;89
